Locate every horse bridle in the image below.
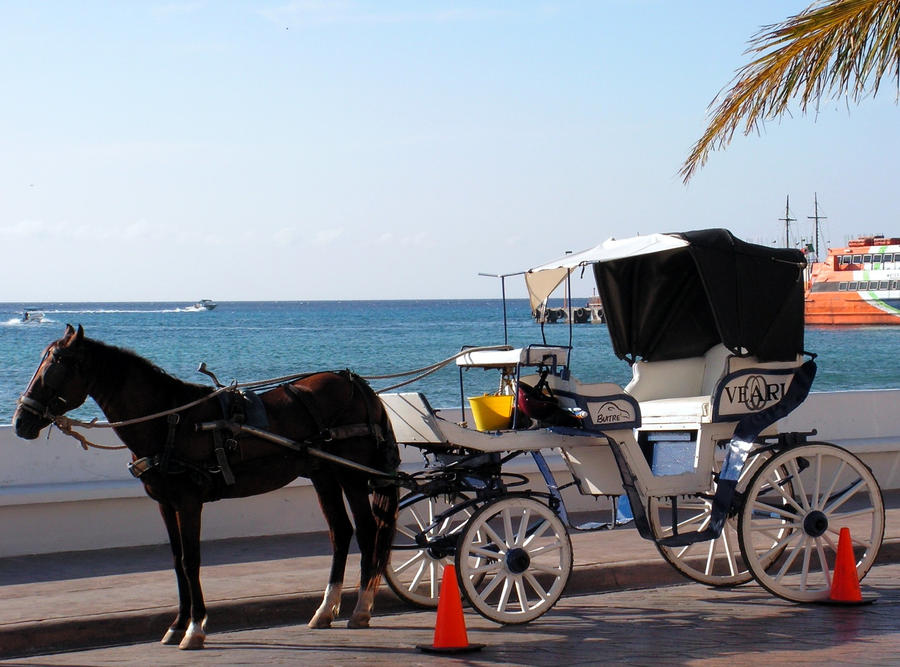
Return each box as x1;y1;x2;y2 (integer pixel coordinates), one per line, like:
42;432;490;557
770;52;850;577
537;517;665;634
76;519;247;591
17;347;76;421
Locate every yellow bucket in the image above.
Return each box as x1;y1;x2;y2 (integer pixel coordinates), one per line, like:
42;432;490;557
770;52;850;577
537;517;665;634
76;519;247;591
468;394;514;431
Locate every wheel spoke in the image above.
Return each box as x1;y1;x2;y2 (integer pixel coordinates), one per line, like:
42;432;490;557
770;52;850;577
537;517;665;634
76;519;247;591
515;508;530;548
823;478;866;515
502;508;516;547
394;550;426;576
476;571;504;601
800;538;813;591
482;522;508;550
524;571;550;602
752;498;800;522
814;537;831;591
526;540;563;558
469;560;502;576
788;458;811;511
496;577;513;612
819;460;848;511
773;533;806;581
811;453;823;510
470;545;504;560
761;473;806;515
524;519;551;546
408;560;427;593
514;576;529;612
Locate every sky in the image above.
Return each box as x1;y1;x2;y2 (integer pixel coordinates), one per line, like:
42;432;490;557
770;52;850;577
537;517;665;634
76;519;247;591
2;1;899;302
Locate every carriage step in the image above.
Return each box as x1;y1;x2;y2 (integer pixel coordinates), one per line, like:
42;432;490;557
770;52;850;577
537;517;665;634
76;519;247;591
657;528;716;547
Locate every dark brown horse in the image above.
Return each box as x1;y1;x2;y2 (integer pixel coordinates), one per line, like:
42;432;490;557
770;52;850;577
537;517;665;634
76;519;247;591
13;325;399;650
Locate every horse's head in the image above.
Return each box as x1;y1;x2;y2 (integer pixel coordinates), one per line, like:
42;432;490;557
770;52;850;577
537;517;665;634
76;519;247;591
14;324;91;440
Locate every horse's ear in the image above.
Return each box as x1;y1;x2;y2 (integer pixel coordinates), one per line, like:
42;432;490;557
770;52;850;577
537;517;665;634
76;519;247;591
63;324;84;343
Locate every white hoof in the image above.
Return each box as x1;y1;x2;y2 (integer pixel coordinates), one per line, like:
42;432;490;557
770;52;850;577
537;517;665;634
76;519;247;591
309;584;342;629
178;617;207;650
307;611;334;629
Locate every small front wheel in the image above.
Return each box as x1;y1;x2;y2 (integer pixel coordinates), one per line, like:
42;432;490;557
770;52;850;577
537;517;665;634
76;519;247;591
455;495;572;624
738;443;884;602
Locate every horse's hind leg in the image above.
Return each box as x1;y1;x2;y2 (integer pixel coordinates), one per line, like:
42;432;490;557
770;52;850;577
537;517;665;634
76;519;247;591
342;477;379;629
309;473;354;629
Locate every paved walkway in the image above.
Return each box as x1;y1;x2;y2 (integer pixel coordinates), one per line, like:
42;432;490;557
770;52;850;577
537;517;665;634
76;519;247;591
6;562;900;666
2;497;899;660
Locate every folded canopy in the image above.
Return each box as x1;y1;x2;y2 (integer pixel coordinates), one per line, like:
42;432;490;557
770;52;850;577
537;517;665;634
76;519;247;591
524;229;807;363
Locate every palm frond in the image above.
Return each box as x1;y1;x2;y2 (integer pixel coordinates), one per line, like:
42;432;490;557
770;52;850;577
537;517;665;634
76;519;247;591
680;0;900;183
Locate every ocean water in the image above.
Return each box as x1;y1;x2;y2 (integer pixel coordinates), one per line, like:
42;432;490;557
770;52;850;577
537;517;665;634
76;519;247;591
2;300;899;424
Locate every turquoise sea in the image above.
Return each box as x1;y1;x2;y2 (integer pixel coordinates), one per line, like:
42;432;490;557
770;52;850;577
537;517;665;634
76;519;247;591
3;300;899;423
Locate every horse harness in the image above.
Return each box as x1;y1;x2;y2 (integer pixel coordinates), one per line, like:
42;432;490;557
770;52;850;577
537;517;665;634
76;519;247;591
128;373;387;487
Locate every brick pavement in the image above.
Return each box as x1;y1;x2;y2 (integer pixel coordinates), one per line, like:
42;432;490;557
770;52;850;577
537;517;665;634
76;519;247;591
1;497;898;660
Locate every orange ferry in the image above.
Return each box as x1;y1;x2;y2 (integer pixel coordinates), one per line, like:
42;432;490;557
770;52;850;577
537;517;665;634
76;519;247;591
805;236;900;325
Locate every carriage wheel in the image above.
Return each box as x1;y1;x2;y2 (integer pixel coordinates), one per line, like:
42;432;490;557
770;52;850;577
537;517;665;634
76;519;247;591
648;451;780;587
455;494;572;624
385;491;477;608
738;443;884;602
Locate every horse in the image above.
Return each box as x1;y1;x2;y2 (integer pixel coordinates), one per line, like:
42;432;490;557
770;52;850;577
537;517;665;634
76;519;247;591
13;324;399;650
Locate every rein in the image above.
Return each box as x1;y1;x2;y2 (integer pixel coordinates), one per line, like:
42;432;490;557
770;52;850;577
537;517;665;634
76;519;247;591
50;385;233;451
47;345;509;452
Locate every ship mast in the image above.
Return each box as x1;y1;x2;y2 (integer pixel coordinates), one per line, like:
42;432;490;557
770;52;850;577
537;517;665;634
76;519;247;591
779;195;796;247
807;192;826;259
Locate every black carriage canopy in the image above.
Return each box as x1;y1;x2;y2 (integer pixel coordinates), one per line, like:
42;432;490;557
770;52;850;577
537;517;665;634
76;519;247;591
525;228;806;363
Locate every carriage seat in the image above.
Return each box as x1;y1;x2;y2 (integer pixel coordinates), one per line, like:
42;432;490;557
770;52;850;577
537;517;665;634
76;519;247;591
624;344;732;423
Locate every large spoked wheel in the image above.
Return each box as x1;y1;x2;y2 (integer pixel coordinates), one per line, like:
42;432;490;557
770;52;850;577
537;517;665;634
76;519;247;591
738;443;885;602
385;491;477;608
455;494;572;624
648;451;777;587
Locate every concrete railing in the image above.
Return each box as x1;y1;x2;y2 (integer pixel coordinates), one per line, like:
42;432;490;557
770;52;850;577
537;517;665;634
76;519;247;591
2;389;899;558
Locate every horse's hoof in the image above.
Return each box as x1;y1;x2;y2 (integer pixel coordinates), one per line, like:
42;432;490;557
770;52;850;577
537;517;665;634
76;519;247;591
348;613;371;629
307;614;333;629
161;628;185;645
178;634;206;650
178;618;207;649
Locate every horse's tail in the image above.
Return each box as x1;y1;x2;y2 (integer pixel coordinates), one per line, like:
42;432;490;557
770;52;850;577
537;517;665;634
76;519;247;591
370;401;399;582
347;371;399;583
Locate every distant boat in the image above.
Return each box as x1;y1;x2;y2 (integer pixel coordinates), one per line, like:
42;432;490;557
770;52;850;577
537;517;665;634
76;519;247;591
805;236;900;325
21;309;44;323
192;299;217;311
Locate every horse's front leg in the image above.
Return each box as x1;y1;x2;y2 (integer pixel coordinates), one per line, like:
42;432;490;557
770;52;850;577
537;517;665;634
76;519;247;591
173;502;208;649
159;503;192;646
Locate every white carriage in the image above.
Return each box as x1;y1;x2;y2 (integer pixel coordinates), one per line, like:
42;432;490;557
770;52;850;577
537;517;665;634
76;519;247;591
380;229;885;624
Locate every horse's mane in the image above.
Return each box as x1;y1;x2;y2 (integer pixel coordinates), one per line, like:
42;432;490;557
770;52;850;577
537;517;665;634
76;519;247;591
82;336;213;400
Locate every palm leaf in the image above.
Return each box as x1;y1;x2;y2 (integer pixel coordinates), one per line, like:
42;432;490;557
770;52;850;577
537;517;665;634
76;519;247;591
680;0;900;183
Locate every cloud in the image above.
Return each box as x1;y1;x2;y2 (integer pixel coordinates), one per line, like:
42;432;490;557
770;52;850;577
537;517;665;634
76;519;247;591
314;228;344;245
0;220;45;238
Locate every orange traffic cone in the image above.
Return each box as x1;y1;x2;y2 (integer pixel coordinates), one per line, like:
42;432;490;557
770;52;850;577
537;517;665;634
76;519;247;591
417;564;485;654
822;526;876;605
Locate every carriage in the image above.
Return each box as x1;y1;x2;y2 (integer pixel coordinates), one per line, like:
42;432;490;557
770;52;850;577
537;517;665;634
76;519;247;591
13;228;885;648
379;228;885;623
